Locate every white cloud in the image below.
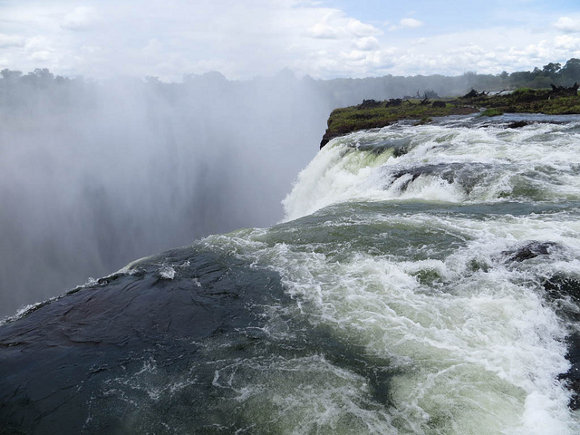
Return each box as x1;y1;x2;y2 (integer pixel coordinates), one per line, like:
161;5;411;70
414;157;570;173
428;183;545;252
554;16;580;33
142;38;163;56
554;35;580;50
389;17;424;31
384;26;580;77
400;18;423;29
0;0;578;80
25;36;51;50
308;11;380;40
309;22;340;39
0;34;25;48
30;50;53;62
346;18;380;37
353;37;380;51
61;6;98;31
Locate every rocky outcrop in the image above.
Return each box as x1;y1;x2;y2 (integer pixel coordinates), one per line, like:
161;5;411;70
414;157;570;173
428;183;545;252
550;83;579;97
0;247;287;433
320;87;580;148
501;241;561;262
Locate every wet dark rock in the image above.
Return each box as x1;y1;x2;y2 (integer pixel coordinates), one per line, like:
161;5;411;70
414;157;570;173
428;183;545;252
550;82;579;97
0;247;287;433
354;137;411;157
392;146;408;157
413;117;432;126
389;162;490;194
541;273;580;409
320;131;333;148
559;331;580;410
543;274;580;304
545;274;580;410
462;89;486;98
0;245;408;432
501;241;561;263
385;98;402;107
357;99;382;109
494;240;580;410
507;120;529;128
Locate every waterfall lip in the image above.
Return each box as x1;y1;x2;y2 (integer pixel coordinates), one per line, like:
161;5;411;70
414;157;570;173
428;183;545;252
324;112;580;147
285;117;580;221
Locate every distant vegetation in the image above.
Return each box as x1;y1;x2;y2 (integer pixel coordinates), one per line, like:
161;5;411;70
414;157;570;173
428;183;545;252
2;58;580;111
2;59;580;151
311;58;580;107
496;59;580;89
463;84;580;115
4;58;580;151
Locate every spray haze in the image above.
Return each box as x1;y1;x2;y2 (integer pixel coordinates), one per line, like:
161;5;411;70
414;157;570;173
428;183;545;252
0;71;332;316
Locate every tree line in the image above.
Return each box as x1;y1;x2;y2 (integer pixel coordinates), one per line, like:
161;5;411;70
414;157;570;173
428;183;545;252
2;58;580;109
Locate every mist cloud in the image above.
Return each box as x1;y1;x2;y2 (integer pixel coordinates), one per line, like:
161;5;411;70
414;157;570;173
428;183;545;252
0;71;333;316
555;16;580;34
61;6;99;31
0;34;25;48
389;18;424;31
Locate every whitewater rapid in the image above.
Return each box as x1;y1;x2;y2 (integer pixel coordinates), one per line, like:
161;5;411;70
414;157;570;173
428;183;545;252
1;114;579;434
283;117;580;220
209;116;580;433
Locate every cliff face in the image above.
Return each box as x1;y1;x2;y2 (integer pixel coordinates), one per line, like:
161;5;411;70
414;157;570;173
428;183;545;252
320;86;580;148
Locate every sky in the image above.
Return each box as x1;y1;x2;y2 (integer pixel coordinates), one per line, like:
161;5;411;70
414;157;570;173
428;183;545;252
1;0;580;80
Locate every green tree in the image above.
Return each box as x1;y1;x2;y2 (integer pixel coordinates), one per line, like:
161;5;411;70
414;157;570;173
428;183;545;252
542;62;561;77
561;58;580;84
0;69;23;81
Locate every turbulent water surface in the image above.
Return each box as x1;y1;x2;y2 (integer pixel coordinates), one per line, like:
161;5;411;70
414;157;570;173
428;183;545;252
1;114;580;433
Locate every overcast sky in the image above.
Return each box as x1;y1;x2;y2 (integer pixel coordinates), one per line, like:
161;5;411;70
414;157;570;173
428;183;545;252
1;0;580;80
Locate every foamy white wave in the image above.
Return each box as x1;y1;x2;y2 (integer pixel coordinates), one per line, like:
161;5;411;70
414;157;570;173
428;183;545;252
212;209;580;434
282;123;580;220
159;266;176;280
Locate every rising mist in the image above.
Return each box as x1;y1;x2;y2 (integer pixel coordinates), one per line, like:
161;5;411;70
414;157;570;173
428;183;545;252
0;70;334;316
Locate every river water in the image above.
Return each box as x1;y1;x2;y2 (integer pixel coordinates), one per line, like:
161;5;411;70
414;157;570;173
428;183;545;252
1;114;579;433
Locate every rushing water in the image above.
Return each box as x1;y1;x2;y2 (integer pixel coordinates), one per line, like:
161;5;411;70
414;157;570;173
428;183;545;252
1;115;580;433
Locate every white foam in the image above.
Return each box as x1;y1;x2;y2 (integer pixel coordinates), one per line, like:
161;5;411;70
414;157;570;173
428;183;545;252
283;123;580;220
213;200;580;432
158;266;176;280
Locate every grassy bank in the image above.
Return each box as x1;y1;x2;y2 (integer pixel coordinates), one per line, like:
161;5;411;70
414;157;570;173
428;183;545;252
320;86;580;148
